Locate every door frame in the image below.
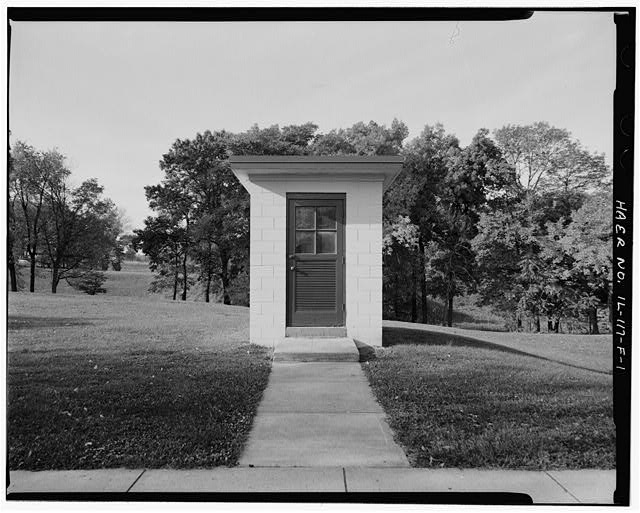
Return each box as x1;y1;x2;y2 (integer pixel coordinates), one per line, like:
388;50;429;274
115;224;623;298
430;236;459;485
286;193;346;327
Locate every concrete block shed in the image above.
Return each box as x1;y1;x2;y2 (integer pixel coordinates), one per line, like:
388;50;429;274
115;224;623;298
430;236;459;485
229;156;403;348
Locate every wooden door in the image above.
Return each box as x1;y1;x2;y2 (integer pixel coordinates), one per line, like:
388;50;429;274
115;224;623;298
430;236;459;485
286;194;345;327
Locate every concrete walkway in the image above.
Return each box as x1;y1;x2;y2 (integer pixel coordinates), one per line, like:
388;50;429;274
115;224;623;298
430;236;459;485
238;360;409;467
7;468;616;503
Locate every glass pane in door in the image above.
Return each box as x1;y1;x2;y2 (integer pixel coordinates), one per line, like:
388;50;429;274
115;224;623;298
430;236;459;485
295;231;315;253
316;231;337;253
295;207;315;229
316;206;337;229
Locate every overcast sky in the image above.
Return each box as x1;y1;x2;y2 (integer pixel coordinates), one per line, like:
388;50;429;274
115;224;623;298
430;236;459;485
9;12;615;230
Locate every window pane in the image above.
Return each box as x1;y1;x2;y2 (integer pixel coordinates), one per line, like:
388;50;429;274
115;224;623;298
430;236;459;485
316;231;337;254
317;206;336;229
295;207;315;229
295;231;315;253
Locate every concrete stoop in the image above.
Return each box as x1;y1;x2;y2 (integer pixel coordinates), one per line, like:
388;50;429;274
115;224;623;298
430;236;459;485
274;337;360;362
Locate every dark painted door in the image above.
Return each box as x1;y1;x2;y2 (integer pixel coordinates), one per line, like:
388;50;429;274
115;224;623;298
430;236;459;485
286;194;345;327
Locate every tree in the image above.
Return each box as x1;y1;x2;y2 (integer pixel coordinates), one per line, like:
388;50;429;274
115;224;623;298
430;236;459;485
42;177;121;293
232;123;318;155
475;122;613;331
382;215;420;320
134;216;186;300
429;129;515;326
557;194;613;333
494;122;611;217
117;233;139;261
7;146;20;291
140;130;251;303
10;142;68;292
311;119;408;156
384;124;458;323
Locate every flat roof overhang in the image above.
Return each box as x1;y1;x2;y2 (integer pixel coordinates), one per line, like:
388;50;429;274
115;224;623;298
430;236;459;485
229;155;404;191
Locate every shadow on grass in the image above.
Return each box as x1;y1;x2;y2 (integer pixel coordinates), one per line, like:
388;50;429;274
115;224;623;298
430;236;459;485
8;315;95;330
382;326;610;375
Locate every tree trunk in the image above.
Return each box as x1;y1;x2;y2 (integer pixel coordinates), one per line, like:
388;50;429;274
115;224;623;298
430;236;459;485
534;316;540;333
181;251;188;301
393;277;400;319
410;266;417;323
553;318;560;333
205;271;212;303
220;274;231;305
547;319;553;332
51;266;59;294
29;252;36;293
444;269;454;327
446;294;454;327
418;239;427;323
172;255;178;301
204;265;213;303
220;254;231;305
8;258;18;292
588;307;599;334
517;316;522;331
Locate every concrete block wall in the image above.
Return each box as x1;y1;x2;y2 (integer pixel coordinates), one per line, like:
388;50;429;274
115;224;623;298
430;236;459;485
249;178;384;348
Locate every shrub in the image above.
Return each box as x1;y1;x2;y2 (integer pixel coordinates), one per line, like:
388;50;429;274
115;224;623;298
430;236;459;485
67;270;107;295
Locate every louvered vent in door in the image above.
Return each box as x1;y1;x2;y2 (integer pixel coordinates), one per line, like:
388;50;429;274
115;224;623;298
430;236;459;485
295;261;337;311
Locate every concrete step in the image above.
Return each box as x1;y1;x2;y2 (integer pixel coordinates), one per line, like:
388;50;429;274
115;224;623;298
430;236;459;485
274;337;359;362
285;327;347;338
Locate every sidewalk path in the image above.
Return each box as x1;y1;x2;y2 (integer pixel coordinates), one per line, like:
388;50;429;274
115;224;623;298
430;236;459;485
7;468;616;503
238;361;409;467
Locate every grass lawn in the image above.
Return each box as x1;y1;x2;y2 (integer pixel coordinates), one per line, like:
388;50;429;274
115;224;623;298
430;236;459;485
7;292;270;470
362;325;614;470
383;321;611;374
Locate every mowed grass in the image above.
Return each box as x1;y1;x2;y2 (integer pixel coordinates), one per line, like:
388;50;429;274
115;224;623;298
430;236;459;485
16;260;155;298
362;325;614;470
7;292;270;470
383;321;611;374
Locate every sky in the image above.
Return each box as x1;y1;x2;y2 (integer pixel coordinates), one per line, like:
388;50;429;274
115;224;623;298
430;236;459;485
9;12;616;230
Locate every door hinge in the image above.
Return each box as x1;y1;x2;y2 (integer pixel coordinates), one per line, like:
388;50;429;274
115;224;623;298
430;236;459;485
343;304;346;312
342;256;346;264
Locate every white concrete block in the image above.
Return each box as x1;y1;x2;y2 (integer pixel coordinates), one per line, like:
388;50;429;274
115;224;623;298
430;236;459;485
250;278;262;293
249;252;262;266
274;217;287;230
369;287;382;302
369;265;382;278
251;217;274;230
357;253;375;266
252;266;274;278
345;277;358;295
251;229;263;242
260;277;278;291
263;204;285;218
350;240;370;254
262;253;284;266
252;241;274;254
254;191;274;205
358;301;375;316
352;265;370;278
250;203;262;217
358;277;379;291
262;229;285;241
252;288;274;303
